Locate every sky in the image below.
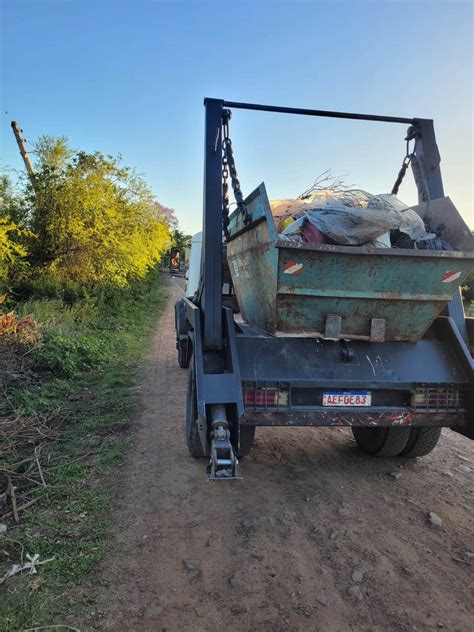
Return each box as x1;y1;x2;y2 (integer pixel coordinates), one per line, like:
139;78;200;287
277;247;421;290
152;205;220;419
1;0;472;234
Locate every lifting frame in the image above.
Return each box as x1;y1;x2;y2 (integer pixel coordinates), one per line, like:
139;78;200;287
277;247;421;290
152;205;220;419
178;99;474;480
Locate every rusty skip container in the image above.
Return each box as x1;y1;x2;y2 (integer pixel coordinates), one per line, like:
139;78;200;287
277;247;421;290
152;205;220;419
226;184;474;343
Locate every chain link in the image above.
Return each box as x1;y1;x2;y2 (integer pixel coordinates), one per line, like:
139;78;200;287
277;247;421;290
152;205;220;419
221;109;250;239
222;134;231;240
391;138;414;196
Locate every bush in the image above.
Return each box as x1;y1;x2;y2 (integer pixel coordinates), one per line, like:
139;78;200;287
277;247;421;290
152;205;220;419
35;330;113;376
462;271;474;303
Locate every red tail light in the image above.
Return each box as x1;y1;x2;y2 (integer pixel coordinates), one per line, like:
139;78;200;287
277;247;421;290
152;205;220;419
244;388;278;406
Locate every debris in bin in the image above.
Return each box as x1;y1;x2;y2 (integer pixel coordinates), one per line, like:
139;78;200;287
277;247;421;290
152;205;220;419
301;219;328;245
416;236;454;251
271;182;434;248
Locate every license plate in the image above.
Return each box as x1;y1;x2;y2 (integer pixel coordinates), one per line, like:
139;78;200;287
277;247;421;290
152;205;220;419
322;391;371;407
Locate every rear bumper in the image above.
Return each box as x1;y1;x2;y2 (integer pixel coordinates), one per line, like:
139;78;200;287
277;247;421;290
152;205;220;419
235;322;473;437
240;410;465;429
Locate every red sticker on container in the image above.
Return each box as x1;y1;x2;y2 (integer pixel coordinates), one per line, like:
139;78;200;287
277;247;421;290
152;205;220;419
441;270;462;283
284;262;303;275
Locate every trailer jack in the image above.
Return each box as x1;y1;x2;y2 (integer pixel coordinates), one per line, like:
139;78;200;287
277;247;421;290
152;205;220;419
207;405;241;480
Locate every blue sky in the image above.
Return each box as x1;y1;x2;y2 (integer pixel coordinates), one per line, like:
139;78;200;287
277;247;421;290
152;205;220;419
1;0;472;233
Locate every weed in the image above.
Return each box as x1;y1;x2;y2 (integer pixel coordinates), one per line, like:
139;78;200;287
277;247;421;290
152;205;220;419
0;269;168;631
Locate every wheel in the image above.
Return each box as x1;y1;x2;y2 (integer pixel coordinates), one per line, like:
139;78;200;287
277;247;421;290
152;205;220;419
175;299;191;368
401;427;442;458
238;426;255;458
186;359;206;458
352;426;411;457
177;337;192;369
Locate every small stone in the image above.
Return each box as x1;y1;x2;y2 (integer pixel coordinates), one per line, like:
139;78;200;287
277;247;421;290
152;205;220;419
329;531;337;540
183;559;201;571
230;605;247;615
143;601;162;618
0;524;7;535
437;624;444;628
84;432;102;447
389;471;402;481
229;571;242;588
442;471;453;477
346;585;363;601
195;605;207;617
338;506;351;517
427;512;442;529
317;593;331;606
351;567;365;583
458;464;472;474
293;604;312;617
463;551;474;561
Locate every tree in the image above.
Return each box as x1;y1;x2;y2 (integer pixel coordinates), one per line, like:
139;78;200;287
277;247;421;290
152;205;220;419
0;175;29;285
172;228;192;257
21;139;172;286
34;134;73;170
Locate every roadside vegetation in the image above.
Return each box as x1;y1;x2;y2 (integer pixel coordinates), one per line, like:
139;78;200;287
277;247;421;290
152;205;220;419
0;134;182;629
463;271;474;316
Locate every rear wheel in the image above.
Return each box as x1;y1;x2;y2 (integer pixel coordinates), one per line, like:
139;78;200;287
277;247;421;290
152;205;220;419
175;299;191;369
401;427;442;458
352;426;411;457
186;359;206;458
238;426;255;458
177;337;192;369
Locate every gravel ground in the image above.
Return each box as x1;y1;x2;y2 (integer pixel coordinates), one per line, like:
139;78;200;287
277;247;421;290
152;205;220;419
85;277;473;631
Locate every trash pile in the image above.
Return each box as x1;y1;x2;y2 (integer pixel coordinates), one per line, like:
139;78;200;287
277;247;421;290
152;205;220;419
271;189;453;250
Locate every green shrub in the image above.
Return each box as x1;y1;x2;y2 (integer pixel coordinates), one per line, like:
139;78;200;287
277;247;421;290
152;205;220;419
12;276;91;303
462;270;474;303
35;330;113;376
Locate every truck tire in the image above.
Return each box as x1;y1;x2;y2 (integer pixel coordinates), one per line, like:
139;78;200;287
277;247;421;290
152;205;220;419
177;337;192;369
175;299;191;369
186;360;206;458
401;427;442;458
352;426;411;457
238;426;255;458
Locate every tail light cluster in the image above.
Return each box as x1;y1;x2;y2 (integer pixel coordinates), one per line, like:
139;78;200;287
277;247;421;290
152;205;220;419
243;383;289;409
411;387;463;411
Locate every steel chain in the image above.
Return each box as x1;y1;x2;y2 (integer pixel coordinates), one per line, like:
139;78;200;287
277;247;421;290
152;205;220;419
221;109;250;240
391;138;414;196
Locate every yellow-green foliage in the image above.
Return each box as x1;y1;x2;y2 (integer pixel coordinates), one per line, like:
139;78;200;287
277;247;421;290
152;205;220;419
0;217;27;281
24;142;172;286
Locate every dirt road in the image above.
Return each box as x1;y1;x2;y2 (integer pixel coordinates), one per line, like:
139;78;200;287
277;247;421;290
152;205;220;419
88;279;473;631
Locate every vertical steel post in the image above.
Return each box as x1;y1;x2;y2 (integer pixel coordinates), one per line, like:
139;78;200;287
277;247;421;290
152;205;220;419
412;119;444;202
201;98;223;349
413;118;468;344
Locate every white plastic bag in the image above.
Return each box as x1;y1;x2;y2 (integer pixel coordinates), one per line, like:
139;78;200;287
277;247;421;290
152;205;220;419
275;191;430;246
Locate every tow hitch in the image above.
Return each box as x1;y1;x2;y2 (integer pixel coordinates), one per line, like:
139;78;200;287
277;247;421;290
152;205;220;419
207;405;240;480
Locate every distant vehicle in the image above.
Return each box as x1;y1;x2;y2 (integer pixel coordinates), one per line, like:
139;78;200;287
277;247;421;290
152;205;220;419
169;248;180;274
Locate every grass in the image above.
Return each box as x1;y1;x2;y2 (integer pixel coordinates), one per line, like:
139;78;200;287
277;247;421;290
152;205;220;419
0;269;168;631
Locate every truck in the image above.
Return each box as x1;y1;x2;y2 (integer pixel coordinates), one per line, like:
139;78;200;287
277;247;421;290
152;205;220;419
175;98;474;480
169;247;181;274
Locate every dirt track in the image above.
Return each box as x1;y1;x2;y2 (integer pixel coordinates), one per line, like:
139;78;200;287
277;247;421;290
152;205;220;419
88;278;473;631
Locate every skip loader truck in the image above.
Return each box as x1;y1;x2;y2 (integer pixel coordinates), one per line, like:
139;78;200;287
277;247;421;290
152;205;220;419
175;99;474;480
